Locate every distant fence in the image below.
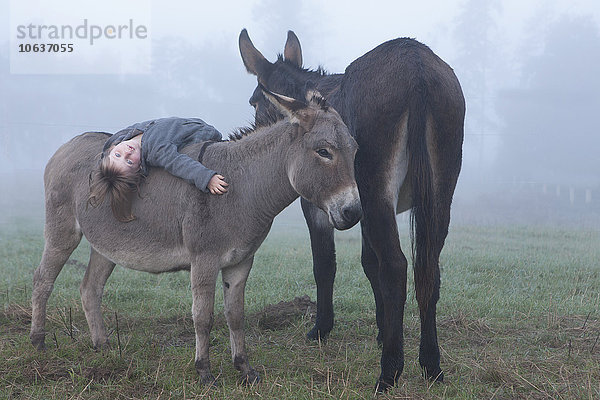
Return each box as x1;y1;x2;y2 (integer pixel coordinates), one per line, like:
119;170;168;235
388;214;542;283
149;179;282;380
541;184;593;205
515;182;596;207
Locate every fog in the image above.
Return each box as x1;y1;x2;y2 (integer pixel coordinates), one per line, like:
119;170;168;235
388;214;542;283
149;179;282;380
1;0;599;229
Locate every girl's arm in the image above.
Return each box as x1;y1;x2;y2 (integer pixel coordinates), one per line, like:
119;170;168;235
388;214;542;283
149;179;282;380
145;142;217;192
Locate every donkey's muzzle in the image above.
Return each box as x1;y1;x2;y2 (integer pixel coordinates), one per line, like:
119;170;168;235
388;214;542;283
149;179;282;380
328;196;362;230
342;203;362;227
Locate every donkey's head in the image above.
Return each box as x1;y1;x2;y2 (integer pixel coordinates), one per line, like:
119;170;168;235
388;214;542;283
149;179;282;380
260;86;361;230
239;29;318;124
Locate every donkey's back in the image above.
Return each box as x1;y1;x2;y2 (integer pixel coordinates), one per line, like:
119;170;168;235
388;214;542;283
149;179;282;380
42;132;207;272
336;38;464;138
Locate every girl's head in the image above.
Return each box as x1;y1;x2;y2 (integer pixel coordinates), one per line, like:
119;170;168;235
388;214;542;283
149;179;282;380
88;142;144;222
107;137;143;173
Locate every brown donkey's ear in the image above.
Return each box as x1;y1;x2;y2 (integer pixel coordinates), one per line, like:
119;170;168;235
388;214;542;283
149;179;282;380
284;30;303;67
259;83;304;113
239;29;273;82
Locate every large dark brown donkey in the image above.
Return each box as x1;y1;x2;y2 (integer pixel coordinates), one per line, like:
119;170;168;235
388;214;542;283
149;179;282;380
30;88;361;385
239;29;465;390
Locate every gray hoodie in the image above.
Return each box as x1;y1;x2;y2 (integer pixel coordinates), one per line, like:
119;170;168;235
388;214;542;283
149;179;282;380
103;117;222;192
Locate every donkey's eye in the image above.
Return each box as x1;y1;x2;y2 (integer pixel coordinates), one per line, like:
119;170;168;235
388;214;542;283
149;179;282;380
316;149;332;159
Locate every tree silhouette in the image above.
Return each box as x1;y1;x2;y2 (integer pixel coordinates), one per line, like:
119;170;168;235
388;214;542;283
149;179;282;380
451;0;503;190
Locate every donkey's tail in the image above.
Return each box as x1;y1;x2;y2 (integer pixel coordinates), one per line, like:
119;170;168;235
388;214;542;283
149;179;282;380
407;77;440;309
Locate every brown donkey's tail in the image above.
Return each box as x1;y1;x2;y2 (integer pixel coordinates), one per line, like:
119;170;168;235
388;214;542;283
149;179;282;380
407;76;440;309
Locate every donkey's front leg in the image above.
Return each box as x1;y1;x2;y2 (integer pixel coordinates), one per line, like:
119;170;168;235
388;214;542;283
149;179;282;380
222;257;259;385
301;198;337;341
190;261;219;386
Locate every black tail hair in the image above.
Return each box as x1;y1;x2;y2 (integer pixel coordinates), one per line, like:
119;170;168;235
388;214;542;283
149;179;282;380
407;76;440;309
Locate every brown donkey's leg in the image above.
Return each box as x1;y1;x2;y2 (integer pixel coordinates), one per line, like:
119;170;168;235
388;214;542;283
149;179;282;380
414;112;463;382
413;182;455;382
80;247;116;349
354;117;411;391
360;226;385;345
301;198;337;341
413;238;444;382
358;185;408;391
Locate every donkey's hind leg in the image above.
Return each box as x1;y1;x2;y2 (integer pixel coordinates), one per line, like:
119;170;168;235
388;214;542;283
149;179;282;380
414;120;462;383
355;142;409;391
360;226;385;345
80;247;115;349
360;200;408;391
30;220;82;350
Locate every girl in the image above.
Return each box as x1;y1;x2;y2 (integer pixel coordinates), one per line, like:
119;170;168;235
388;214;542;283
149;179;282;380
88;117;228;222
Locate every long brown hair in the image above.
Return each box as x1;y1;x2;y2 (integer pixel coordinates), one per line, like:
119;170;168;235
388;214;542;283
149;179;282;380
88;151;144;222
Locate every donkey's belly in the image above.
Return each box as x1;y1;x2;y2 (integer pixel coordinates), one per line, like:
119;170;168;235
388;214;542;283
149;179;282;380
77;209;193;273
92;241;192;273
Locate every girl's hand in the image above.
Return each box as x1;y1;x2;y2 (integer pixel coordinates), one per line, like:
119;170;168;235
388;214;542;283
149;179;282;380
208;174;229;195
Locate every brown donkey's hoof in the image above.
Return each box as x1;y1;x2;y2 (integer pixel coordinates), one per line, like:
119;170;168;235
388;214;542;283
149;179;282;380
375;377;394;393
424;368;444;383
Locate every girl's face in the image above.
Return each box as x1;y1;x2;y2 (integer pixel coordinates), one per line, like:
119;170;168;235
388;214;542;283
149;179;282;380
109;137;142;173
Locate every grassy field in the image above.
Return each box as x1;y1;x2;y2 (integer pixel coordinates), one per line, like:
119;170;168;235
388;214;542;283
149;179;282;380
1;218;599;399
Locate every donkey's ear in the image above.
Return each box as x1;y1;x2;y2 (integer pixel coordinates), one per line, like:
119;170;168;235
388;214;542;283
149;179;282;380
239;29;273;79
259;83;309;125
259;83;305;114
284;30;303;67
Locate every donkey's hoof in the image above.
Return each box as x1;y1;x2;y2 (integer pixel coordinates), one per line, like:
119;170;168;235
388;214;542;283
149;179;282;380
306;326;330;341
241;369;260;386
199;373;218;387
375;376;394;393
92;341;111;352
423;367;444;383
31;332;46;351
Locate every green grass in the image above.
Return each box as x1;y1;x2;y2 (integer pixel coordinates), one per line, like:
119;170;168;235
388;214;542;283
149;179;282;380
1;220;600;399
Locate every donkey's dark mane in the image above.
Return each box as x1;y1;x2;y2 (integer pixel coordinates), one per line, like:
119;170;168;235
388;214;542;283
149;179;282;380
228;89;330;142
276;54;328;76
309;94;328;111
228;109;280;141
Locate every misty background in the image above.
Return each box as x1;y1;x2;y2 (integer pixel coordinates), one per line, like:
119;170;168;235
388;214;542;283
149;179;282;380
1;0;599;230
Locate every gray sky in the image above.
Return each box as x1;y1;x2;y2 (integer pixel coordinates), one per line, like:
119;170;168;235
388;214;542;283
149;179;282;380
2;0;598;130
1;0;599;225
